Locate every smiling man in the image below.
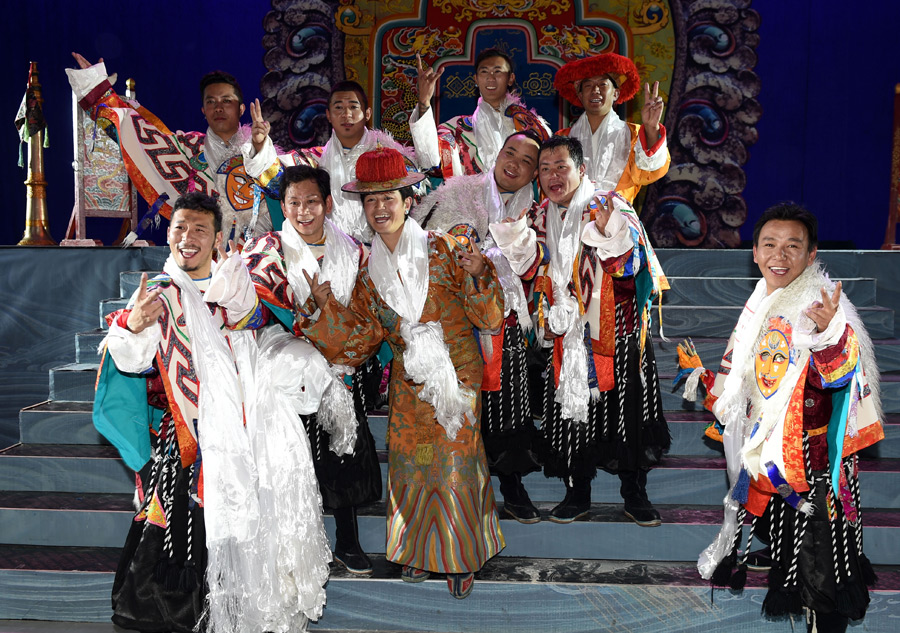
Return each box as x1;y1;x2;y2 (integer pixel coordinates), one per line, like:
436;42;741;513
554;53;669;203
413;130;544;523
246;81;429;243
93;191;331;632
489;135;670;527
685;203;884;633
242;165;382;576
410;48;551;178
67;54;281;244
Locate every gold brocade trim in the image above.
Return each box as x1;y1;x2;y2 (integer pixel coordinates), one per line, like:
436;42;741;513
415;443;434;465
806;425;829;437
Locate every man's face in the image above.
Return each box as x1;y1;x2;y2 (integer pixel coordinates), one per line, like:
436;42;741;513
539;146;585;206
493;135;540;192
201;82;244;140
326;90;371;146
577;75;619;119
282;179;331;244
167;208;221;279
752;219;817;295
474;55;515;106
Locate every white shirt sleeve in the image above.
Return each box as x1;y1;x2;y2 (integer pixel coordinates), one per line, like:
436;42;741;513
488;216;538;276
205;252;258;325
65;62;110;102
581;209;634;260
408;106;441;170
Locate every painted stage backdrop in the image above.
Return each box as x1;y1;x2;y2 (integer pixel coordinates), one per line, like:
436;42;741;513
259;0;760;248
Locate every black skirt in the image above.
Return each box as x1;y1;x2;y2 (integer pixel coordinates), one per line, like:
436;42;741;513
538;300;670;479
762;466;873;621
301;356;383;509
481;317;541;476
112;424;207;633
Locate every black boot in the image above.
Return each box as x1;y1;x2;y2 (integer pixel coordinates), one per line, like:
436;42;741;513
619;470;661;527
548;477;591;523
498;473;540;524
333;506;373;575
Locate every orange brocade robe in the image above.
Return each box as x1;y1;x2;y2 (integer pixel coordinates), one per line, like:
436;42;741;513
303;233;506;573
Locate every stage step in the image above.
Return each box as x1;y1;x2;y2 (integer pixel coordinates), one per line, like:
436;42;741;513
18;401;107;446
13;492;900;566
3;442;899;505
653;336;900;375
2;546;900;630
663;276;877;307
657;304;894;339
42;361;900;417
75;330;105;364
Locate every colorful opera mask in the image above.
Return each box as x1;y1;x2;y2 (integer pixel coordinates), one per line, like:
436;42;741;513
755;317;794;399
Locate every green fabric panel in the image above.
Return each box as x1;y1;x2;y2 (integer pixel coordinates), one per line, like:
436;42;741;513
92;350;159;472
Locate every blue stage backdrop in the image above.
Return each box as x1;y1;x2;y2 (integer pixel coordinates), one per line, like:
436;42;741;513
2;0;900;249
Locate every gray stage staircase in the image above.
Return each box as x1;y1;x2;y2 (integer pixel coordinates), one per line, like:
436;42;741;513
2;248;900;632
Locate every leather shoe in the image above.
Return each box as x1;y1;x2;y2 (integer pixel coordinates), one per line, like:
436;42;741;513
548;498;590;523
623;504;662;527
333;548;373;576
504;500;541;524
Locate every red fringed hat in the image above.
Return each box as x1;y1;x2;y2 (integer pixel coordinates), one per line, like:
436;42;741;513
341;146;426;194
554;53;641;107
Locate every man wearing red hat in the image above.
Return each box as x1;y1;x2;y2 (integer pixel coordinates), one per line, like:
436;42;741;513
410;49;551;179
554;53;669;203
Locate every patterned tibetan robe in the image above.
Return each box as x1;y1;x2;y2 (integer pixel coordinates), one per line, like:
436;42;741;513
557;120;669;204
409;94;551;179
93;274;266;633
242;231;382;509
303;233;506;573
67;62;280;241
495;197;671;478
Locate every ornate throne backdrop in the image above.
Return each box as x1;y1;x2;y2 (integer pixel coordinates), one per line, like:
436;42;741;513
259;0;760;248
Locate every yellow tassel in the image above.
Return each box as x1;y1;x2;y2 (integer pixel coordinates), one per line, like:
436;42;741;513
415;443;434;466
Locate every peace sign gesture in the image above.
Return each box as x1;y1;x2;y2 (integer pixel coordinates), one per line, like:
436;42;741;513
416;53;444;115
249;98;271;153
806;281;843;333
640;81;664;146
303;270;333;309
125;273;164;334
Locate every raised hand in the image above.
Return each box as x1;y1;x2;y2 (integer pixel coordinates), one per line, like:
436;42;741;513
501;206;530;224
806;281;843;333
250;99;271;153
640;81;664;146
416;53;444;115
592;192;614;234
216;238;236;262
458;238;487;276
125;273;164;334
303;270;333;309
71;52;103;70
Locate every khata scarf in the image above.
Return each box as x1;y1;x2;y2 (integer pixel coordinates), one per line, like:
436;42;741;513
163;255;262;633
280;218;360;455
545;177;597;424
569;111;631;192
368;219;475;440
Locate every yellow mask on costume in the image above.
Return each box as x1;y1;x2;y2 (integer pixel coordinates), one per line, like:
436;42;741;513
755;326;791;399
